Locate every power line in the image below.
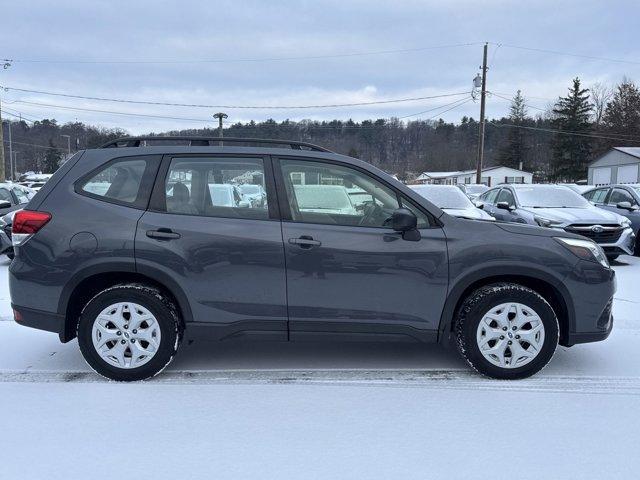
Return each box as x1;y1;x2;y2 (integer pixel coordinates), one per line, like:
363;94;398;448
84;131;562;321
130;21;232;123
489;122;640;143
488;91;548;112
2;42;482;65
400;96;473;119
494;42;640;66
1;85;471;109
3;139;61;150
12;100;213;123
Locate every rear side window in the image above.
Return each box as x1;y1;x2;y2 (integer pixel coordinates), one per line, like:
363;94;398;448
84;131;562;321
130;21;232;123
162;157;269;220
587;188;609;204
77;156;157;208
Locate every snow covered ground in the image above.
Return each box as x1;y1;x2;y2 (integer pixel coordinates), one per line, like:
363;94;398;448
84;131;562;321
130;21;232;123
1;256;639;479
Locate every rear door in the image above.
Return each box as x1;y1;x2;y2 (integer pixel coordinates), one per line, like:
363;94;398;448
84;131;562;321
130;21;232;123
135;154;287;338
274;156;448;340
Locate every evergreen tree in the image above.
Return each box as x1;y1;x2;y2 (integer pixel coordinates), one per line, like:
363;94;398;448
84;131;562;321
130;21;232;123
498;90;529;170
43;140;62;173
551;78;593;181
602;80;640;141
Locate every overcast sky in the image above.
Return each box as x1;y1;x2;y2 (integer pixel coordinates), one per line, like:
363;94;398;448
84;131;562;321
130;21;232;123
1;0;639;134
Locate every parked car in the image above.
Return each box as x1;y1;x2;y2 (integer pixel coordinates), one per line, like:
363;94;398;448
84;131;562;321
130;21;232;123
478;184;635;261
0;209;20;259
0;182;31;216
410;184;494;220
10;136;615;381
238;183;267;208
457;183;489;200
583;184;640;255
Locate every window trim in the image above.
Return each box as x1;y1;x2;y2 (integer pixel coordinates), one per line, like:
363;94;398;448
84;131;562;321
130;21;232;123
273;155;438;229
74;155;161;210
148;153;280;221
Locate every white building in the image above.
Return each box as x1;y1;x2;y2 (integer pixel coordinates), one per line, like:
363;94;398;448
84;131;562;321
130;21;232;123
413;165;533;187
588;147;640;186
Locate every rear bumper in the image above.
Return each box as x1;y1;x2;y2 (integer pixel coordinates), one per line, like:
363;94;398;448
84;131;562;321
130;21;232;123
12;304;68;342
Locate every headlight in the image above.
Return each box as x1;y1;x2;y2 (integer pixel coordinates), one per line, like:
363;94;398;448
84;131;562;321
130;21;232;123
534;215;564;228
554;237;609;268
621;218;631;228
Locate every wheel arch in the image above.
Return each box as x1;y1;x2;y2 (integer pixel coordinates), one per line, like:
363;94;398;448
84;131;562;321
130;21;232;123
59;267;193;342
438;266;574;347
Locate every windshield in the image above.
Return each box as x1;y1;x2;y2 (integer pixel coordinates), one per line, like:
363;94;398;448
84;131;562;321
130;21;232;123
465;185;489;194
239;184;261;195
515;186;590;208
411;186;473;209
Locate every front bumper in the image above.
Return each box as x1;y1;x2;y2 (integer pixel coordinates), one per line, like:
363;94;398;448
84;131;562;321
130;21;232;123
599;227;635;255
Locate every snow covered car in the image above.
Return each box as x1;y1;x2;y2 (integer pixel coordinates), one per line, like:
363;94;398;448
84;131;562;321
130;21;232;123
238;183;267;208
479;184;635;261
457;183;489;200
410;184;494;221
9;136;616;382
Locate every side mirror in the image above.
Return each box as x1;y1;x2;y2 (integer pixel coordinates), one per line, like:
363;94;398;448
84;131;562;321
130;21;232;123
391;208;420;241
0;201;11;209
617;201;638;211
496;201;514;211
474;200;485;210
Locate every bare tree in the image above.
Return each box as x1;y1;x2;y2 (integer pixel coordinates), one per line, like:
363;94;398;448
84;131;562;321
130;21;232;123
590;82;612;126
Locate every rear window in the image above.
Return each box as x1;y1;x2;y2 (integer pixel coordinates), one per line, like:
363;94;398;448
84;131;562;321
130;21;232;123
78;156;156;208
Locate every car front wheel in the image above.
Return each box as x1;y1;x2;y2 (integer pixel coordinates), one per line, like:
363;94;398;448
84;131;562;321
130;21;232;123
77;284;182;381
455;283;559;379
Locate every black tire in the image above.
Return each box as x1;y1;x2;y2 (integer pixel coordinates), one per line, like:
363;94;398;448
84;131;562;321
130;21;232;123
455;283;559;380
77;283;182;381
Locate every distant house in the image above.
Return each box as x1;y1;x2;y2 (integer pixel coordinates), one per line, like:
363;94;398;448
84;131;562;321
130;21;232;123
412;166;533;186
588;147;640;186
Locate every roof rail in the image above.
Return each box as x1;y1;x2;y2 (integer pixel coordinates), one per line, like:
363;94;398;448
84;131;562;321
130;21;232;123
99;136;332;152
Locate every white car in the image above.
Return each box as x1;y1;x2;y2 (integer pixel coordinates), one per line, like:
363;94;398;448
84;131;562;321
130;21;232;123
410;184;494;220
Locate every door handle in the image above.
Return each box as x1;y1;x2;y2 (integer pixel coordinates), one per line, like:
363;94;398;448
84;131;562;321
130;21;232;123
146;228;181;240
288;236;321;249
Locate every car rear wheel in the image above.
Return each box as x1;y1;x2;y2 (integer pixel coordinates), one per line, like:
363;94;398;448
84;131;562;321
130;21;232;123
455;283;559;379
77;284;182;381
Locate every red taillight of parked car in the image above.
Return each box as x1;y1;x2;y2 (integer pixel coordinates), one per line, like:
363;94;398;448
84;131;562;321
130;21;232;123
12;210;51;246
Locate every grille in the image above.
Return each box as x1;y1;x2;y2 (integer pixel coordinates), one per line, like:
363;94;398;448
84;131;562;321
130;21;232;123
564;224;623;244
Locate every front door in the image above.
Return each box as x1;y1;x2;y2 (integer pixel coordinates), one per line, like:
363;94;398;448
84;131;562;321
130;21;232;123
275;157;448;341
135;155;287;339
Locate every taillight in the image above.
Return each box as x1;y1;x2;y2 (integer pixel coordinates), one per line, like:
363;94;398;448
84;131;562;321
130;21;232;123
12;210;51;246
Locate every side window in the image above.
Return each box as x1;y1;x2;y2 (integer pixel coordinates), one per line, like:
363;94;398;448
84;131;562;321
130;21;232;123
79;157;150;206
590;188;610;204
609;188;635;206
280;159;400;228
496;188;516;206
12;187;29;205
0;188;13;204
480;189;499;204
164;157;268;220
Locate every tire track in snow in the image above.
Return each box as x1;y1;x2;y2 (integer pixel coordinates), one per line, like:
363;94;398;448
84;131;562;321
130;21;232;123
1;369;639;396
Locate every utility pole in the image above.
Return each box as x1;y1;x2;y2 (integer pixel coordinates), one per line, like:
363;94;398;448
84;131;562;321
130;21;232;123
213;112;227;145
61;134;71;155
475;42;488;184
7;119;13;180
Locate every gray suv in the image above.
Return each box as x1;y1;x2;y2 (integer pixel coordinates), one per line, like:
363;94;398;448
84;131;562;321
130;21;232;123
9;137;615;381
